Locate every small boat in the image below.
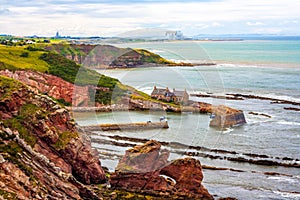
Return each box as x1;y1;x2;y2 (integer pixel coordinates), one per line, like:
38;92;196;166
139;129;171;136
160;116;167;122
210;113;216;119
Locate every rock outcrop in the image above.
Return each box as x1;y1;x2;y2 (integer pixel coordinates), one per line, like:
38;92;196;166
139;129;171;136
0;69;92;106
110;140;213;199
0;76;106;199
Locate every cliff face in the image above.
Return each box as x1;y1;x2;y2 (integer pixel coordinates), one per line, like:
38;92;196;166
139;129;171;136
0;76;214;199
0;70;93;107
0;76;106;199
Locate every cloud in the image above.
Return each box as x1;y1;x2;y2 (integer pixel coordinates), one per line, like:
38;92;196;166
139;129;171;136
246;22;265;26
0;8;10;15
212;22;222;27
0;0;300;36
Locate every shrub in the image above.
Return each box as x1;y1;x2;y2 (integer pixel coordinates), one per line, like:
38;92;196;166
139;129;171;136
20;52;29;57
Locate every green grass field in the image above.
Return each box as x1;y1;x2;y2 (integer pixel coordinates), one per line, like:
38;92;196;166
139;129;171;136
0;45;49;72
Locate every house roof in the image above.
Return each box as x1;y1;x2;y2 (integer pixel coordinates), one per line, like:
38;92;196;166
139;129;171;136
152;88;167;95
173;90;186;97
165;92;175;97
151;87;188;98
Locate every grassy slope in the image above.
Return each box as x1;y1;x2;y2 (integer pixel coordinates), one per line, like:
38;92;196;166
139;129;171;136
0;45;49;72
0;43;180;106
0;44;154;105
45;43;176;66
134;48;173;65
0;44;119;86
0;44;124;104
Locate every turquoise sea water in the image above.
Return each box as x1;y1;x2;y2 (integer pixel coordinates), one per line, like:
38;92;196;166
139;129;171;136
114;40;300;67
75;40;300;199
199;40;300;65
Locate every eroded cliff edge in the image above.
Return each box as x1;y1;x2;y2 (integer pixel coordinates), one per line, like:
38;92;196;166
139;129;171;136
0;76;214;199
0;76;106;199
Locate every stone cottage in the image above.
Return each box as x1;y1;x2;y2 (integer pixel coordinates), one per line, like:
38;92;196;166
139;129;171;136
151;86;189;105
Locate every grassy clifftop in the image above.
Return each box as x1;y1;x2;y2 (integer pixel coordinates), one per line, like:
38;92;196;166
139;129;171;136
0;42;187;106
0;45;49;72
0;43;166;105
0;44;130;105
45;43;176;67
0;45;119;87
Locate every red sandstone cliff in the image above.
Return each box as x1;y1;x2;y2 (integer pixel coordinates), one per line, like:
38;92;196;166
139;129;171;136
111;140;213;199
0;76;106;199
0;69;94;107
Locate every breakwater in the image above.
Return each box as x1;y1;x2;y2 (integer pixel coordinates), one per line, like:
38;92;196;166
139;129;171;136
81;121;169;131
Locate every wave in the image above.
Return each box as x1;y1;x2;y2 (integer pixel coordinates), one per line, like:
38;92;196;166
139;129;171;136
217;62;300;69
216;127;234;134
148;49;165;53
245;115;271;124
260;93;300;103
273;190;300;199
267;176;299;184
217;63;269;69
277;120;300;126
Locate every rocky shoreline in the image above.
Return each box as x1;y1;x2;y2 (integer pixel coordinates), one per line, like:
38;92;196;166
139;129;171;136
91;134;300;169
1;76;234;199
1;75;298;199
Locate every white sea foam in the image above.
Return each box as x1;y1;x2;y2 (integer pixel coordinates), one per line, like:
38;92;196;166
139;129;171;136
261;93;300;103
277;121;300;126
245;116;271;124
267;176;299;184
217;127;234;134
149;49;165;53
218;63;239;68
217;63;266;69
169;59;191;63
273;190;300;199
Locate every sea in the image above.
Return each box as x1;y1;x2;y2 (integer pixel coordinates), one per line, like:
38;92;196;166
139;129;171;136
74;40;300;199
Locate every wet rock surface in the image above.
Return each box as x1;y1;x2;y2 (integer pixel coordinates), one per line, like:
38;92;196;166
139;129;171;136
284;107;300;112
110;140;213;199
248;111;272;118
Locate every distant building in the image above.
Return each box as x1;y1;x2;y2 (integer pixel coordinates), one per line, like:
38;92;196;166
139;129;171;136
25;40;35;44
165;31;183;40
151;86;189;105
55;31;60;38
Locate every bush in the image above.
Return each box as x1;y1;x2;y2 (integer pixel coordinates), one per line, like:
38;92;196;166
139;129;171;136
25;46;43;51
20;52;29;57
39;52;120;89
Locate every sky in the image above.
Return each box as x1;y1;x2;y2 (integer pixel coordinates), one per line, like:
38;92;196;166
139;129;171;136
1;0;300;37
